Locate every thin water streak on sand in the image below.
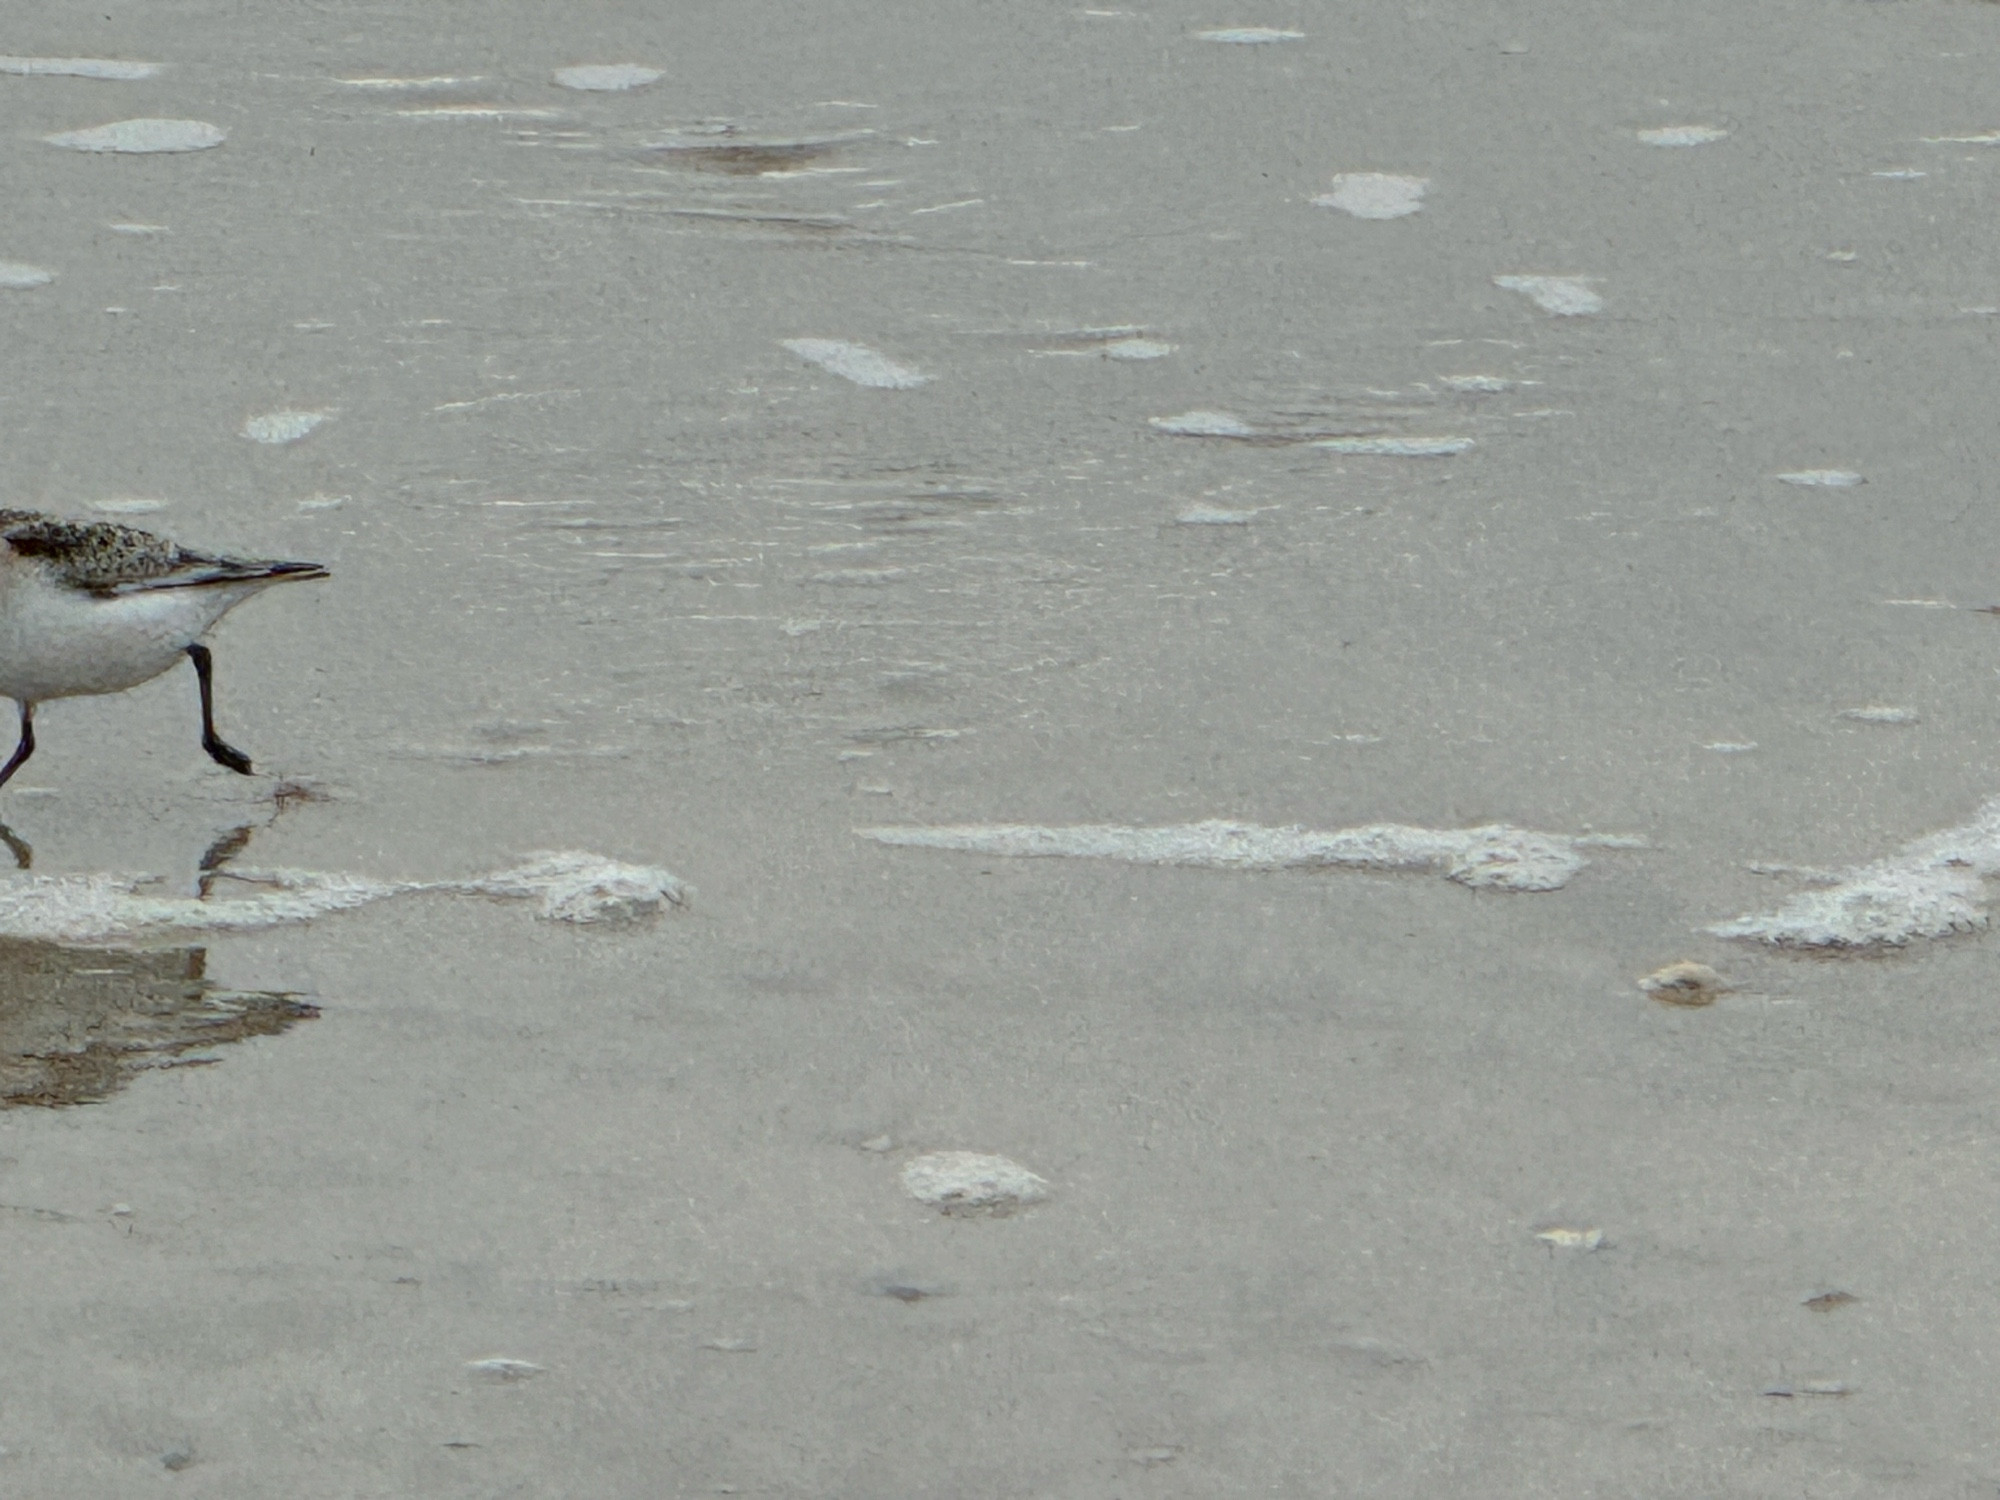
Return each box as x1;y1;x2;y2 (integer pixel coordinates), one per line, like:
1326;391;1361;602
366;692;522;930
0;56;160;80
783;339;928;388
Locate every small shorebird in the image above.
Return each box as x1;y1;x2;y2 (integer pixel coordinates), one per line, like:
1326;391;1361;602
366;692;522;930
0;509;327;789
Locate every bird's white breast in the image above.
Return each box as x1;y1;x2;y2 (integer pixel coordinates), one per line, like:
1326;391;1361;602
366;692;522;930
0;560;256;702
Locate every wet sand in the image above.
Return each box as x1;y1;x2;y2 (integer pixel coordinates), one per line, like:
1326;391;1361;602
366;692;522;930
3;0;2000;1492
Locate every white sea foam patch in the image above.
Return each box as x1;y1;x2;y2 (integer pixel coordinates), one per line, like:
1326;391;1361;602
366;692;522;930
0;263;53;290
553;64;663;91
0;853;689;945
1777;469;1862;488
901;1152;1048;1213
1313;173;1427;219
859;820;1618;892
1710;797;2000;949
1494;275;1602;316
782;339;928;389
1439;374;1513;393
1312;436;1472;457
1150;410;1257;437
45;119;225;153
1196;27;1304;43
1637;124;1727;147
242;409;330;445
0;56;160;80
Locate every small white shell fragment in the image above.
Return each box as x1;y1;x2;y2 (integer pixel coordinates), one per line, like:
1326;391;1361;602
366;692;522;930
1637;124;1727;146
1438;374;1512;393
1838;706;1918;725
1312;436;1473;457
1493;274;1602;316
1149;410;1256;437
552;63;664;91
1638;960;1728;1006
1535;1227;1604;1250
45;119;225;153
1176;503;1256;525
1312;173;1428;220
242;409;330;445
1776;469;1862;487
0;56;160;80
782;338;928;389
901;1151;1049;1213
1101;337;1173;360
465;1358;544;1383
1196;27;1304;43
0;263;53;290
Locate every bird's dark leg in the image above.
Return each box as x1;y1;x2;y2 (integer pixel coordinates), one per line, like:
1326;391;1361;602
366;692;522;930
187;644;254;776
196;823;256;897
0;702;35;791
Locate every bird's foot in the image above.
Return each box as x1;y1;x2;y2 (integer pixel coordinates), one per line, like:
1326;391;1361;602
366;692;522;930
203;735;254;776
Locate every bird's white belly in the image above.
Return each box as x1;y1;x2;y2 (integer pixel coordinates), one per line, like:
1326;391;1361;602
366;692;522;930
0;584;235;702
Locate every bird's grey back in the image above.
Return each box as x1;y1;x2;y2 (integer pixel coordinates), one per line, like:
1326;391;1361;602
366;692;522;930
0;510;227;594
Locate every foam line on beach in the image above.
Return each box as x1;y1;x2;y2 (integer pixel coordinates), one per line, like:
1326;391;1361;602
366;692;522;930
0;853;689;943
1712;797;2000;948
859;820;1637;891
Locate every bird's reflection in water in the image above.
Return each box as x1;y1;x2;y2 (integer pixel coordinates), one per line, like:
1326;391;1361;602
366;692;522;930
0;795;326;1107
0;941;314;1108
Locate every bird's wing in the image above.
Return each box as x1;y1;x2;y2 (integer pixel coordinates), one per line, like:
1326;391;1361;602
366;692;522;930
0;512;323;595
107;557;329;595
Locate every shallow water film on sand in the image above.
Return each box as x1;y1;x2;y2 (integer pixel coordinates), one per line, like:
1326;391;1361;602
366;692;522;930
2;0;2000;1492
